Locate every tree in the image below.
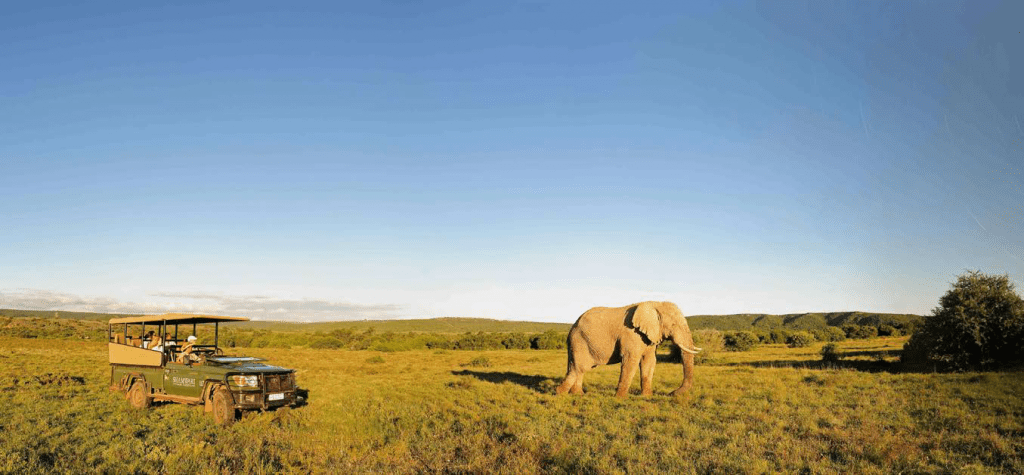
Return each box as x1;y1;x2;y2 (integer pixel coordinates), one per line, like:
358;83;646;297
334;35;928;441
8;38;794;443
724;331;759;351
903;271;1024;371
822;326;846;342
842;324;877;339
786;331;814;348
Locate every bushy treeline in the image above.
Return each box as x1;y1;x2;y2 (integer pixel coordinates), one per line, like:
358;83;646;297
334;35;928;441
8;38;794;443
2;315;910;354
712;321;914;352
0;309;139;321
217;328;568;352
0;317;108;340
688;311;923;333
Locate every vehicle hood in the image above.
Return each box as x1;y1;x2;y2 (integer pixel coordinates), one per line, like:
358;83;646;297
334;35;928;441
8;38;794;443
205;356;293;373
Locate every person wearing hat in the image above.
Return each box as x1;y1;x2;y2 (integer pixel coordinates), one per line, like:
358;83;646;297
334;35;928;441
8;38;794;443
176;335;199;364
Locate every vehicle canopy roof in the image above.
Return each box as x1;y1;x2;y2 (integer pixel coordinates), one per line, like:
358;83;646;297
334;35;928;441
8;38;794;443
108;313;250;325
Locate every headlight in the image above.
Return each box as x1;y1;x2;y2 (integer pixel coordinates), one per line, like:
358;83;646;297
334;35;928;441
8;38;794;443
231;375;259;387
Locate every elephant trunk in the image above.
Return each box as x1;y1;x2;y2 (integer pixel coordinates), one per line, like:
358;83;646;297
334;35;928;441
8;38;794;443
671;327;698;396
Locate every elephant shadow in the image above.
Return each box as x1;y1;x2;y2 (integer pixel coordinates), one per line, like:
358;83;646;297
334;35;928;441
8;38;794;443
450;370;557;393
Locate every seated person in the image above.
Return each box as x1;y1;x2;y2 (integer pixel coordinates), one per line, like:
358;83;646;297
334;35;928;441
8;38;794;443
142;331;156;349
175;335;199;363
150;333;163;352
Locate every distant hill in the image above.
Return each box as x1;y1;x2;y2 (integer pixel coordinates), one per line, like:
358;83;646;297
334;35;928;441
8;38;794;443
688;311;925;331
2;308;923;335
0;308;139;321
235;317;571;334
0;309;569;334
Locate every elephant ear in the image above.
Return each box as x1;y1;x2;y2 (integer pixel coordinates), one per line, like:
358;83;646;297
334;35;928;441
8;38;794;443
629;302;661;343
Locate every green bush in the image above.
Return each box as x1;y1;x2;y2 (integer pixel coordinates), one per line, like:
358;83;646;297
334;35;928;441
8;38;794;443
501;332;531;350
822;327;847;342
842;324;878;339
466;356;492;368
878;324;902;337
690;329;724;364
530;330;567;350
765;329;790;345
309;337;343;350
903;271;1024;371
820;343;841;364
724;331;759;351
786;331;814;348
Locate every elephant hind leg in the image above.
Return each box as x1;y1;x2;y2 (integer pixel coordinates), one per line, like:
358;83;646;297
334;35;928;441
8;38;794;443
639;348;657;396
556;371;577;395
557;371;585;395
557;341;591;395
615;353;642;398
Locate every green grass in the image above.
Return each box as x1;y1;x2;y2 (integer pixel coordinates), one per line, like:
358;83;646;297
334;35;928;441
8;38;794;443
1;335;1021;473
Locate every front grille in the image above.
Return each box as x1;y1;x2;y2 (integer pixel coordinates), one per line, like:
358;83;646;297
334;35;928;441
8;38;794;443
266;374;281;392
264;373;294;392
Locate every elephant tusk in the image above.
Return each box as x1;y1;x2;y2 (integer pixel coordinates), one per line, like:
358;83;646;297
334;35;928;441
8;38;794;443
679;346;702;354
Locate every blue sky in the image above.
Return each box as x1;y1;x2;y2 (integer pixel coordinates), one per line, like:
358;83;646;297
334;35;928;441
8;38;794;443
1;1;1021;322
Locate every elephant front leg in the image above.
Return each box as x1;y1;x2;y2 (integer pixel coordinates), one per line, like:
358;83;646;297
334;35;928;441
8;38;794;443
670;352;695;397
615;354;641;398
639;348;657;396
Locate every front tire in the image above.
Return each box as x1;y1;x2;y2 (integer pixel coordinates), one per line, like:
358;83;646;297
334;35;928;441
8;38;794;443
128;381;150;409
211;387;236;425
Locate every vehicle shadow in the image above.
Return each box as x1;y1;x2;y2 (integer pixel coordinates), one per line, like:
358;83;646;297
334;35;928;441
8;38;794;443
720;348;907;373
721;359;901;373
450;370;556;392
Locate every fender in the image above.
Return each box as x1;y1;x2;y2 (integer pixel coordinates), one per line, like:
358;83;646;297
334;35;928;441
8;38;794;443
202;381;225;412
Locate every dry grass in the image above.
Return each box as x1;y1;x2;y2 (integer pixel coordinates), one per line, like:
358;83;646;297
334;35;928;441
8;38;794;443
1;336;1021;473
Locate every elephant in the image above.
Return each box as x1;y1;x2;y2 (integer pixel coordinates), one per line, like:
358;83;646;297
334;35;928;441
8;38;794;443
555;301;701;398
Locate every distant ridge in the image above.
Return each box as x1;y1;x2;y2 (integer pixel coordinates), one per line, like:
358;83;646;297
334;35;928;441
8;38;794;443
236;317;572;333
0;309;570;334
688;311;925;331
2;308;924;334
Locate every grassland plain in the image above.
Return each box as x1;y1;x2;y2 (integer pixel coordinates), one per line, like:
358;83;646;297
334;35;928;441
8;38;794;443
1;336;1022;474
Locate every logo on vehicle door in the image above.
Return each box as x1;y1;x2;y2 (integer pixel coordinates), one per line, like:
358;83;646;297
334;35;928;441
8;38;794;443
172;376;196;387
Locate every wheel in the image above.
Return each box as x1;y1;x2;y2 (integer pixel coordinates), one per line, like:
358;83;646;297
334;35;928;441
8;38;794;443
211;387;235;425
128;381;150;409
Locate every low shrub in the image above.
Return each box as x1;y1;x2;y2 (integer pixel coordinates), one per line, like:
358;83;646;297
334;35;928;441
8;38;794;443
820;343;841;364
724;331;759;351
843;324;878;339
530;330;567;350
691;329;724;364
501;333;531;350
822;327;847;342
765;329;790;345
877;324;901;337
466;356;492;368
786;331;814;348
309;337;343;350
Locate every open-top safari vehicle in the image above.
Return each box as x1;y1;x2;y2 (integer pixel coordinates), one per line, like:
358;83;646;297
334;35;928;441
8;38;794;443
107;313;306;424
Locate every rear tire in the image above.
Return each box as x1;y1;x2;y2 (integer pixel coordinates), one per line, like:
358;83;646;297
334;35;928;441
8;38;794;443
128;381;150;409
211;387;235;425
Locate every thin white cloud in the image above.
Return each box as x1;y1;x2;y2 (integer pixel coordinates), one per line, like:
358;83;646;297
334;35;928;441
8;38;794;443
0;289;406;322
